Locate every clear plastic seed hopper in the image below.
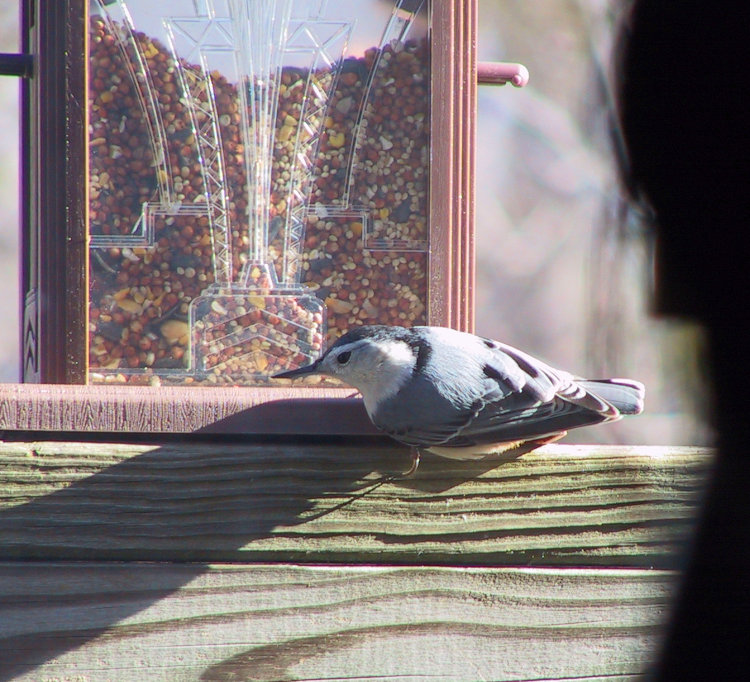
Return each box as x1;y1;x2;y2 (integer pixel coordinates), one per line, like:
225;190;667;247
168;0;331;382
88;0;430;385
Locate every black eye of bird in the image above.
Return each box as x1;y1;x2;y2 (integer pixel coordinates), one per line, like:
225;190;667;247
337;351;352;365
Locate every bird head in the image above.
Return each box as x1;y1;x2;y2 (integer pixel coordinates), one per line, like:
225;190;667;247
273;326;417;413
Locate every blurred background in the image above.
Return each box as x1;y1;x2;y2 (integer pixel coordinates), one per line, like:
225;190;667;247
0;0;711;445
0;2;21;384
474;0;710;445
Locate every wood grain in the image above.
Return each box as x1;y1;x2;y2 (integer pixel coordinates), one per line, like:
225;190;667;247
430;0;477;331
0;562;676;681
22;0;88;383
0;383;379;434
0;441;711;567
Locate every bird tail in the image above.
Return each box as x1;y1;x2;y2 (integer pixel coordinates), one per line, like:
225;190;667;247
578;379;645;415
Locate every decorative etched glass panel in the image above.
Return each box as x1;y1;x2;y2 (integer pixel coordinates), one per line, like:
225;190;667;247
88;0;430;384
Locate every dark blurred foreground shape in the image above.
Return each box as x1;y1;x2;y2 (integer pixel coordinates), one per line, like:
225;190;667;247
618;2;750;679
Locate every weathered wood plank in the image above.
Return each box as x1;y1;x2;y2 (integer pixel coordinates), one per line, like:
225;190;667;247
0;383;379;435
0;441;711;567
0;562;675;681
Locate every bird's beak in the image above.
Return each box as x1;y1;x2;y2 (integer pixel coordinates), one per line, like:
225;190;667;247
272;359;322;380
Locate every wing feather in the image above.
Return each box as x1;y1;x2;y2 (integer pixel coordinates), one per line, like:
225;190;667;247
372;332;623;449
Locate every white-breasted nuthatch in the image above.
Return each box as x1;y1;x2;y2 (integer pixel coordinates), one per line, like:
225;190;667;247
274;325;645;474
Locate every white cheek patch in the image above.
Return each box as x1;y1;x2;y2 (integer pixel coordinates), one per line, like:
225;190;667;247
361;339;416;415
379;339;417;373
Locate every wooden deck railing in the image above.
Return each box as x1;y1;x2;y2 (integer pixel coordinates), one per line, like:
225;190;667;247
0;437;711;679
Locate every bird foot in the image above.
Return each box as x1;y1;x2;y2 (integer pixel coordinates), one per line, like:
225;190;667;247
399;448;421;478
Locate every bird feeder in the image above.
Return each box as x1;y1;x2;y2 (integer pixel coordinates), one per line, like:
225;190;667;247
20;0;527;388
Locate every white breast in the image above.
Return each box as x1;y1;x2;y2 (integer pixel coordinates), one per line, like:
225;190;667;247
426;441;524;460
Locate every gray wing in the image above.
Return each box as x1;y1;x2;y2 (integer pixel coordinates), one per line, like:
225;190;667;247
372;332;618;448
446;339;620;447
372;371;483;447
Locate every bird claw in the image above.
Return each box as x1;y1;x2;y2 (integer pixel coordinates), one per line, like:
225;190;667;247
399;448;421;478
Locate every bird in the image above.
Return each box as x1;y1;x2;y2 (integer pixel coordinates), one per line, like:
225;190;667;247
273;325;645;474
